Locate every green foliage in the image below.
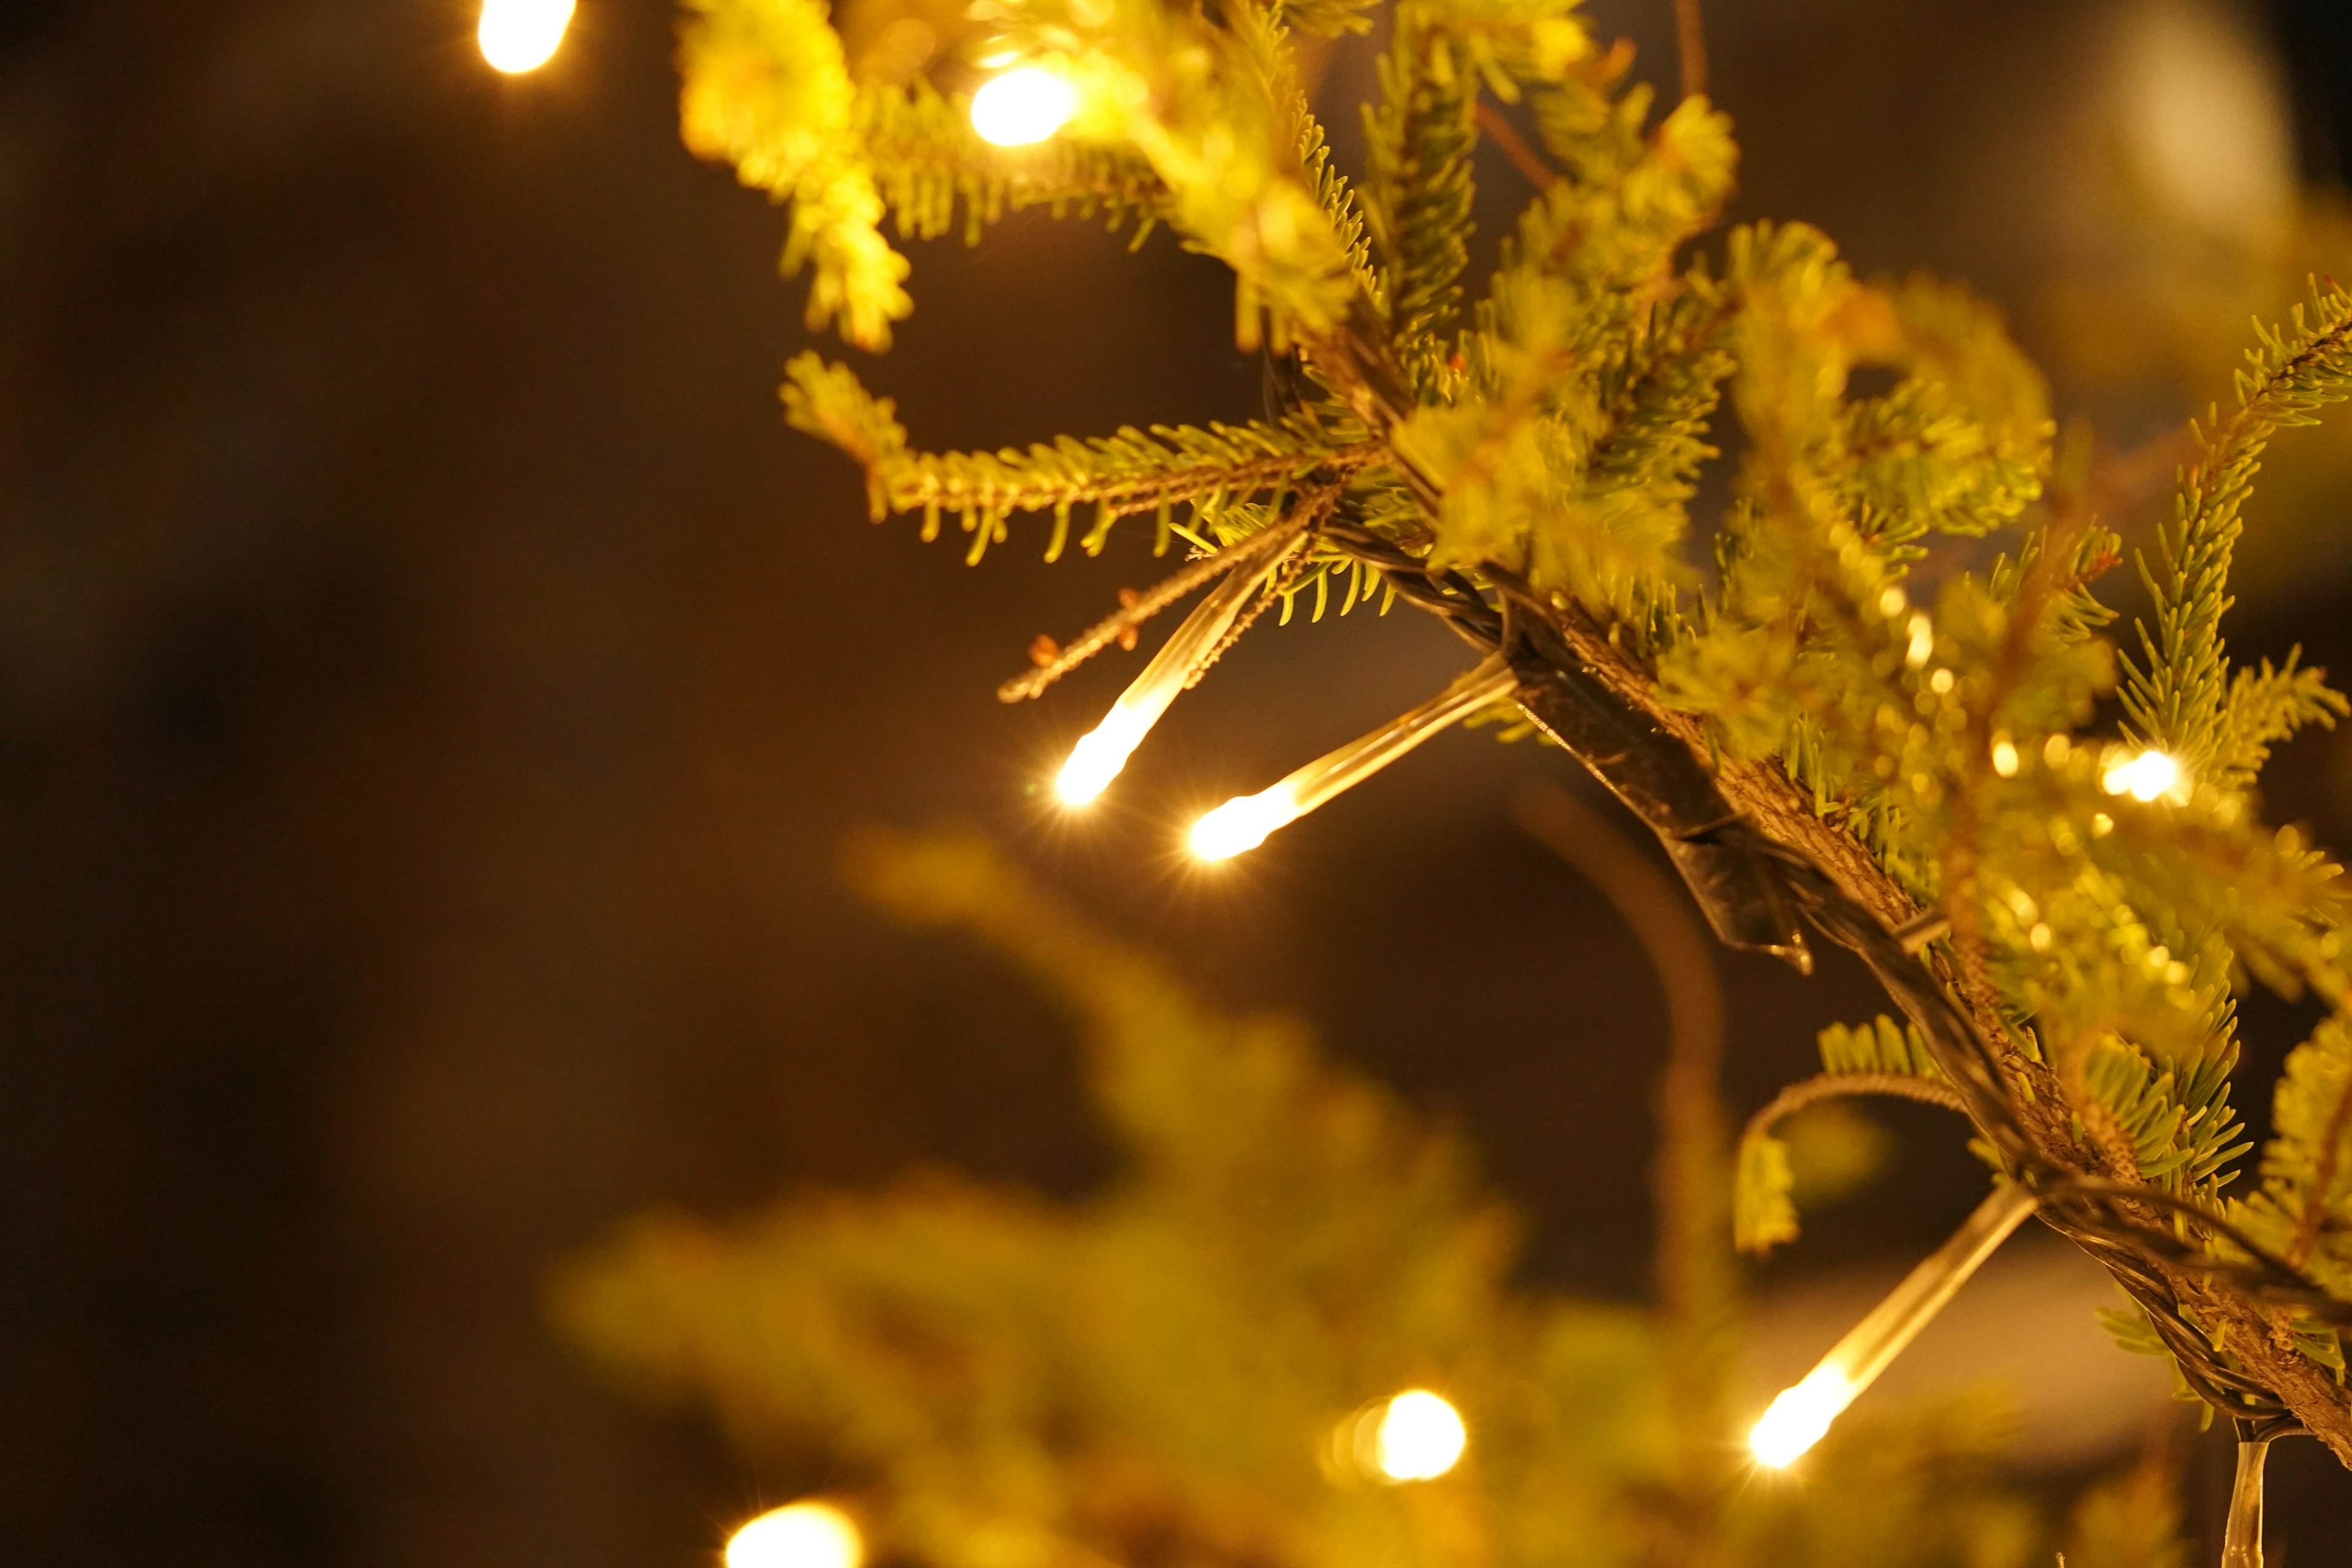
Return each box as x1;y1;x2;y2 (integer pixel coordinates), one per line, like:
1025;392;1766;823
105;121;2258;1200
1819;1015;1943;1080
559;830;2166;1568
1734;1017;1943;1257
681;0;911;348
782;352;1368;561
1732;1128;1796;1257
2235;1016;2352;1299
2120;284;2352;780
2060;1450;2187;1568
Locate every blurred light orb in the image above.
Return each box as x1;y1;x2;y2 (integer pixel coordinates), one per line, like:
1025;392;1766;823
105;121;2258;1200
1373;1390;1467;1481
2100;748;2181;803
478;0;576;74
726;1502;864;1568
971;67;1079;146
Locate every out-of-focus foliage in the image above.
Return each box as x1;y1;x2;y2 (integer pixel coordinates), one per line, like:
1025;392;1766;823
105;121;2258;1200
557;830;2171;1568
678;0;2352;1477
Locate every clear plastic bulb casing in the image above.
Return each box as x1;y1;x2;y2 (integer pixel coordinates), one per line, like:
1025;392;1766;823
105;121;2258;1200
1750;1182;2037;1468
1190;657;1517;859
1055;530;1308;807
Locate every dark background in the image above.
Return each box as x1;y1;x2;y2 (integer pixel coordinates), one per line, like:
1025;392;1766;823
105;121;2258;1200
4;0;2352;1563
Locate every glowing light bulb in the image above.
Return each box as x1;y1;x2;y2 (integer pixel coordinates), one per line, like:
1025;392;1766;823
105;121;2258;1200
478;0;575;72
1747;1184;2037;1469
1189;658;1517;861
726;1502;864;1568
1057;705;1154;805
1374;1390;1467;1481
1189;787;1298;861
971;66;1079;146
2101;748;2183;803
1748;1367;1852;1469
1051;529;1308;807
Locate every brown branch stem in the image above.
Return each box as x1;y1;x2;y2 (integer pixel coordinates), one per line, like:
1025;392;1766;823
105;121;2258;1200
1673;0;1708;102
1514;780;1732;1506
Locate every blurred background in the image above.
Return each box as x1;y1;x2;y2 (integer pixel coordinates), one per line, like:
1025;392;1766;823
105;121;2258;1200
4;0;2352;1562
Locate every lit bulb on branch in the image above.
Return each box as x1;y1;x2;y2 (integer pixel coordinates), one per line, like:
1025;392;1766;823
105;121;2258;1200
1749;1183;2037;1469
2101;747;2185;804
971;66;1079;146
478;0;576;73
726;1501;864;1568
1190;658;1517;861
1330;1389;1469;1483
1054;531;1308;807
1373;1389;1468;1481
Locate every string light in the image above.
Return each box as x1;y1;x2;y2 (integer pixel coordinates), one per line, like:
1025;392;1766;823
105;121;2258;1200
971;66;1079;146
1749;1183;2037;1469
1373;1390;1468;1481
1054;533;1306;807
726;1502;864;1568
478;0;576;73
2101;747;2184;803
1189;658;1517;861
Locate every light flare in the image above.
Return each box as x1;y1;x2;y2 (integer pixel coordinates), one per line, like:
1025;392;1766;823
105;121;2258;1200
726;1502;864;1568
1748;1184;2037;1469
1188;658;1518;862
971;66;1079;146
478;0;576;72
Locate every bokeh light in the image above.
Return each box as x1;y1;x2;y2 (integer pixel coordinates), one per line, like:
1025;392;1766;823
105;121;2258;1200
971;67;1079;147
478;0;576;74
726;1501;865;1568
2101;748;2182;803
1373;1389;1468;1482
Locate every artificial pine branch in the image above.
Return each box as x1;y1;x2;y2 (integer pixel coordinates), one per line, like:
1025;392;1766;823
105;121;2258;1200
682;0;2352;1481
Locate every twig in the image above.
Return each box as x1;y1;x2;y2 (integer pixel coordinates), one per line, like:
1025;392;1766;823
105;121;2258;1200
1673;0;1708;102
2291;1069;2352;1270
1472;102;1558;192
1740;1072;1970;1151
1514;779;1731;1521
996;500;1321;703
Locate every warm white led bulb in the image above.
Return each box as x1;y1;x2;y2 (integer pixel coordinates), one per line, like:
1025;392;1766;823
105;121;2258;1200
478;0;576;73
1373;1390;1467;1482
1049;529;1308;809
971;67;1079;146
1748;1368;1851;1469
1057;706;1154;805
1187;659;1516;862
1189;789;1297;861
1745;1185;2036;1471
2101;748;2182;803
726;1502;864;1568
